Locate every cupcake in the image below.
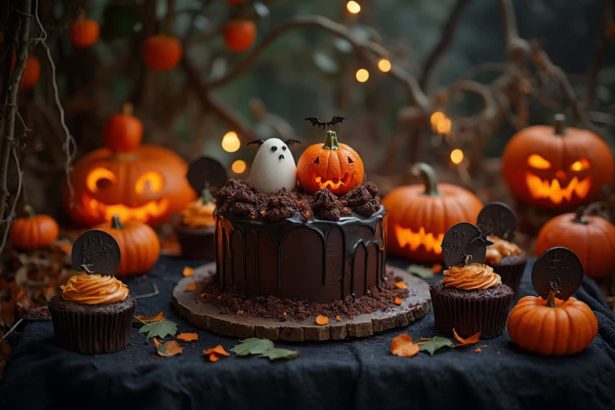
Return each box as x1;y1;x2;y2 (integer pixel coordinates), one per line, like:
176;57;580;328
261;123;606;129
430;222;514;339
478;202;527;293
175;197;216;260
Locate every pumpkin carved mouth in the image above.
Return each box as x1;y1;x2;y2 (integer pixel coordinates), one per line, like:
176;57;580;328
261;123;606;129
394;225;444;255
525;173;591;205
82;194;169;223
315;172;352;190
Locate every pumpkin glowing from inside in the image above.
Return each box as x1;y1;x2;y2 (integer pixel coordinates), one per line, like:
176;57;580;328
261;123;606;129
502;114;614;210
296;130;364;195
382;163;483;263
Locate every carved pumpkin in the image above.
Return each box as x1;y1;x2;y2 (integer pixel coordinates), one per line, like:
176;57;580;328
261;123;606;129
296;130;364;195
96;215;160;276
502;113;614;210
104;103;143;152
143;35;182;71
223;19;256;52
9;205;59;250
382;163;483;263
535;207;615;279
63;118;194;227
70;14;100;48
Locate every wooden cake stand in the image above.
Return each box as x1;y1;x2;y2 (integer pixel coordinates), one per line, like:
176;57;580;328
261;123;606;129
172;263;431;342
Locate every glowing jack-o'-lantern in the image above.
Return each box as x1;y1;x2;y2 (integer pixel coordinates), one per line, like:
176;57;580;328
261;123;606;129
502;114;614;210
63;108;194;226
383;163;483;263
296;130;364;195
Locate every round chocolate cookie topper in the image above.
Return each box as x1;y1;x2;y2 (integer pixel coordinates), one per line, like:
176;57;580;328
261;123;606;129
477;202;518;240
186;157;227;196
532;247;584;300
441;222;492;267
72;230;121;276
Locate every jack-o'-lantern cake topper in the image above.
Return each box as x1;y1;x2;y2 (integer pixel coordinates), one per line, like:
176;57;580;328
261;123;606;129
246;138;301;193
63;104;195;227
297;116;365;195
502;113;614;210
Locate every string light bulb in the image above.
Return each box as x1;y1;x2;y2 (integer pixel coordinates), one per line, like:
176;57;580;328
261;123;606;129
430;111;452;136
231;159;247;174
377;58;392;73
221;131;240;153
450;148;464;165
355;68;369;83
346;1;361;14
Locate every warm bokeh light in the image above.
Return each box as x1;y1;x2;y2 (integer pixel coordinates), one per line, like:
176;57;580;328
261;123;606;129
430;111;452;135
231;159;247;174
450;148;464;165
355;68;369;83
346;1;361;14
221;131;240;153
377;58;392;73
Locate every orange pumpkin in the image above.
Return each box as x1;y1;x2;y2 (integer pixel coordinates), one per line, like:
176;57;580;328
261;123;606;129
296;130;364;195
502;113;614;210
96;215;160;276
508;292;597;356
70;14;100;48
535;207;615;280
21;56;40;89
143;35;182;71
63;129;194;227
104;103;143;152
382;163;483;263
9;205;59;250
223;20;256;52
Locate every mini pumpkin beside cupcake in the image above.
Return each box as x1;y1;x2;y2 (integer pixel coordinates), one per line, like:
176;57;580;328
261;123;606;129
48;230;135;354
430;222;514;339
477;202;527;293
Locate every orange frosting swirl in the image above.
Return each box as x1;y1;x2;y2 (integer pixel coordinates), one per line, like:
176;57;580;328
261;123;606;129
443;264;501;290
485;235;521;265
61;274;129;304
181;199;216;228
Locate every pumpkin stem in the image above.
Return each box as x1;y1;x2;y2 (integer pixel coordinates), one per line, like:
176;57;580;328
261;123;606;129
111;214;124;230
78;9;86;21
553;113;566;136
322;130;340;150
122;102;134;116
201;186;214;204
546;289;557;308
23;204;35;218
572;202;605;225
411;162;440;196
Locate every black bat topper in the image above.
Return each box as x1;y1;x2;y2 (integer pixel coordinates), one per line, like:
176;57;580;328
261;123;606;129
305;116;345;129
247;138;302;147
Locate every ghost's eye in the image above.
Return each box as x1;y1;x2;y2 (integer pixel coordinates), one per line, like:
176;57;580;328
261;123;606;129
271;146;278;152
282;146;287;151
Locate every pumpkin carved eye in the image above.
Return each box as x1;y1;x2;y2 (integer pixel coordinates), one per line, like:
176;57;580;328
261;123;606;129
527;154;551;169
87;168;117;192
135;171;165;194
570;159;589;172
313;157;320;165
348;157;354;164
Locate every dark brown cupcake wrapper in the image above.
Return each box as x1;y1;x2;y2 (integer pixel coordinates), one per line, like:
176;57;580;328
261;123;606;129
430;283;514;339
175;225;215;260
493;260;526;294
48;298;135;354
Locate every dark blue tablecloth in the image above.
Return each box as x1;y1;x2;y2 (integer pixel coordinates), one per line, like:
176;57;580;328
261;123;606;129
1;256;615;410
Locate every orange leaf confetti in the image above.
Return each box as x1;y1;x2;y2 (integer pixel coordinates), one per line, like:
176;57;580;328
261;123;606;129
203;344;230;363
185;282;197;292
453;329;480;346
182;267;194;277
136;312;165;323
315;315;329;325
395;281;408;289
335;315;342;322
153;338;183;357
432;263;442;273
209;353;220;362
177;332;199;342
390;334;419;357
394;296;402;306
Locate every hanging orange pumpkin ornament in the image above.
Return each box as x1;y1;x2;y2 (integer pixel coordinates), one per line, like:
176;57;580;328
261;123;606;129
144;35;182;71
20;56;40;89
9;205;59;250
502;113;614;210
382;163;483;263
535;204;615;280
96;215;160;277
223;19;256;52
70;12;100;48
104;103;143;152
508;247;598;356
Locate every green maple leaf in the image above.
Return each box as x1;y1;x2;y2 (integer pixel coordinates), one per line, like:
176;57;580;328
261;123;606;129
138;319;178;339
231;338;274;356
418;336;454;356
259;348;299;361
407;264;434;279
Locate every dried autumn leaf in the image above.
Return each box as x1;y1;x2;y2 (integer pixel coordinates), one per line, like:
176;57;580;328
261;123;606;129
315;315;329;325
177;332;198;342
407;264;434;279
139;319;178;339
182;267;193;277
231;338;274;356
209;353;220;362
394;281;407;289
153;338;183;357
203;344;230;357
417;336;454;356
394;296;402;306
390;334;419;357
259;347;299;361
135;312;165;323
453;329;480;346
185;282;197;292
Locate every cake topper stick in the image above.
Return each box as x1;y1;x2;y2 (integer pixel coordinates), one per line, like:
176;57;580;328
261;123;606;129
186;156;227;197
532;247;584;301
72;230;121;276
304;116;345;130
477;202;518;240
441;222;493;267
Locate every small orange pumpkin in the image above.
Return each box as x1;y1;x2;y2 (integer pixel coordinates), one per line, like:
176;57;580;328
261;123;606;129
9;205;59;250
535;206;615;279
70;13;100;48
223;20;256;52
383;163;483;263
143;35;182;71
96;215;160;277
296;130;364;195
104;103;143;153
21;56;40;89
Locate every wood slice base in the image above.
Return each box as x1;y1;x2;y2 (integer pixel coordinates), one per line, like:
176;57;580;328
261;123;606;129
172;263;431;342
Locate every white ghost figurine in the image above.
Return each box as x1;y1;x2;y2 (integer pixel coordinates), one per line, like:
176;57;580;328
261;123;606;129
247;138;298;194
